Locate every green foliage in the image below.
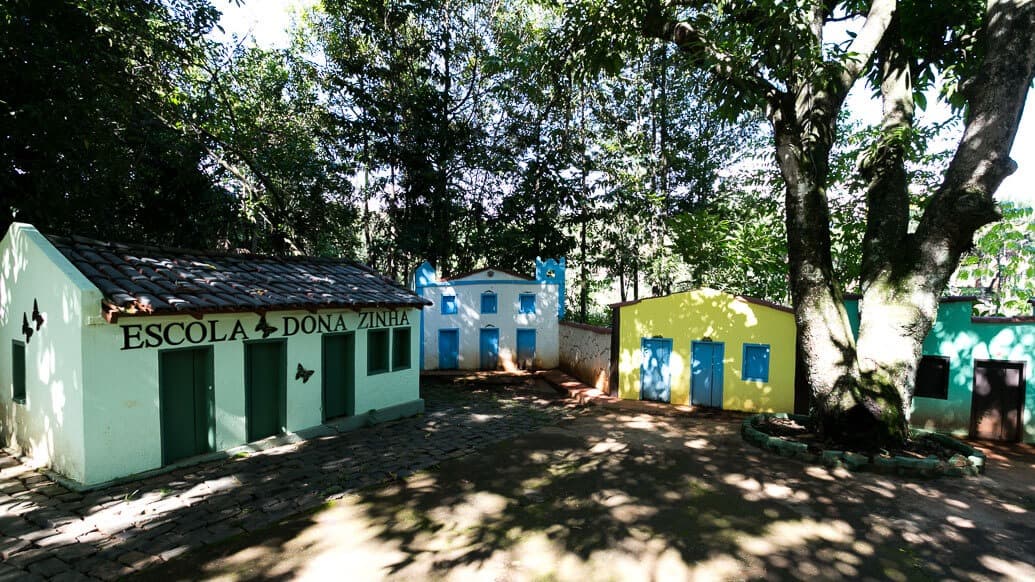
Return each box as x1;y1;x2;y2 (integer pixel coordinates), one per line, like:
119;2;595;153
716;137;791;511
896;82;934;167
0;0;236;246
954;202;1035;316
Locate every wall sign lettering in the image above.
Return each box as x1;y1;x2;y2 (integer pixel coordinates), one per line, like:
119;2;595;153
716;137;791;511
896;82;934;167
120;311;410;350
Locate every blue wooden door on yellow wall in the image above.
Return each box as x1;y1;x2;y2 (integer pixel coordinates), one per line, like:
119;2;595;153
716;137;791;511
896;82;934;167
479;328;500;370
640;338;673;402
439;329;459;369
691;341;724;408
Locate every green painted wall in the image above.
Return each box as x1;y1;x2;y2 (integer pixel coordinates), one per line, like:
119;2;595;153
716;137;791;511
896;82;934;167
846;297;1035;443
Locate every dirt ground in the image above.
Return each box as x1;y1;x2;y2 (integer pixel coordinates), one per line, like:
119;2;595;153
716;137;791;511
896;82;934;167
136;406;1035;582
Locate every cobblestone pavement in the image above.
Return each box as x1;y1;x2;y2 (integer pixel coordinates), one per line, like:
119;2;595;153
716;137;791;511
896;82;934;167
0;379;585;581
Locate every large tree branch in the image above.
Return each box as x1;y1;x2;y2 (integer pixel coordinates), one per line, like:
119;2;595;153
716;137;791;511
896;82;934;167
859;16;913;289
642;7;784;111
833;0;897;100
911;0;1035;292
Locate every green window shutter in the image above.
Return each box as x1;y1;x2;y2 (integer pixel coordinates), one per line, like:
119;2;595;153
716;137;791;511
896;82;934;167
392;328;411;370
367;329;389;375
12;341;25;403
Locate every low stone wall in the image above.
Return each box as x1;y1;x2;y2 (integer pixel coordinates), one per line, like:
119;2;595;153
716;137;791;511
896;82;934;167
559;321;612;393
742;413;986;478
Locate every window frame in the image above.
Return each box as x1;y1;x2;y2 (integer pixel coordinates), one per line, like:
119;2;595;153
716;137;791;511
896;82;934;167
480;291;498;314
367;329;390;376
742;343;771;383
441;295;458;315
12;340;25;404
518;293;536;315
392;327;411;371
914;355;950;400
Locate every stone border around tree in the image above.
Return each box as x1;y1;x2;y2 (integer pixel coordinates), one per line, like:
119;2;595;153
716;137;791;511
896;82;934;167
742;413;986;478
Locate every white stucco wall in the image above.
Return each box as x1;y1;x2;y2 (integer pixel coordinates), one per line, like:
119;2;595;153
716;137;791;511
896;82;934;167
0;224;100;483
559;321;612;391
420;277;559;370
78;307;421;485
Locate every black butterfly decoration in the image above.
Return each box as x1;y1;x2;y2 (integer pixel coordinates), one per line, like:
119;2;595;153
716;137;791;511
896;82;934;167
295;363;315;384
21;313;33;344
254;314;277;339
32;299;44;331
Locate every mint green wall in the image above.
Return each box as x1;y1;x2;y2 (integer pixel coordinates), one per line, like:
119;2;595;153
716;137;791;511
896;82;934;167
917;304;1034;442
846;297;1034;443
0;224;99;482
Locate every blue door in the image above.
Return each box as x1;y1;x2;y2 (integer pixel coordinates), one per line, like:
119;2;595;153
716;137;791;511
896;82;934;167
516;329;536;369
479;328;500;370
640;338;673;402
691;341;725;408
439;329;459;370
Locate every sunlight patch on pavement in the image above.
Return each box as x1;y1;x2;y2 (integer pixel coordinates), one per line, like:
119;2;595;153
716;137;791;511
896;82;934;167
737;518;854;556
979;555;1035;579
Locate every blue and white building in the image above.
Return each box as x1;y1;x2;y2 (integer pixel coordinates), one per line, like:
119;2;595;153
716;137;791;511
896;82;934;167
413;258;565;371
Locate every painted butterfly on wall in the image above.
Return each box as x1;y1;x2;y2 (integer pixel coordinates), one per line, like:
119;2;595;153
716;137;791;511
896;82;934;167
21;313;33;344
295;363;315;384
255;314;278;339
31;299;44;330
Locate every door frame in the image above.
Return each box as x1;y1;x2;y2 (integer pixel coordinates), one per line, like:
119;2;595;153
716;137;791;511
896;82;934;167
157;345;215;465
690;340;725;408
639;337;674;403
969;359;1027;442
479;327;501;370
516;328;537;370
244;338;288;442
438;328;460;370
321;331;355;421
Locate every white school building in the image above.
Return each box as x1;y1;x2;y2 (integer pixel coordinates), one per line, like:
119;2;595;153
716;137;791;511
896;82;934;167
0;223;429;487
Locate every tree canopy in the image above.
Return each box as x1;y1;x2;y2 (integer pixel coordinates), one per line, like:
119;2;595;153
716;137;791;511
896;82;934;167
3;1;1034;445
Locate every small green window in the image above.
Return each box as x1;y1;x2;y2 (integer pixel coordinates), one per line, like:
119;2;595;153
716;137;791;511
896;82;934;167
367;329;389;375
12;340;26;403
392;327;411;371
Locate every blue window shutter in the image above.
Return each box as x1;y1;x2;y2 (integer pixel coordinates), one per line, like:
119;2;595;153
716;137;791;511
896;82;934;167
519;293;536;314
743;344;770;382
481;292;497;314
441;295;457;315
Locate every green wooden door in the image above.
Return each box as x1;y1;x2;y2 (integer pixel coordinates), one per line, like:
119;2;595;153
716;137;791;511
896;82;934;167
322;332;355;420
246;340;287;441
159;347;214;465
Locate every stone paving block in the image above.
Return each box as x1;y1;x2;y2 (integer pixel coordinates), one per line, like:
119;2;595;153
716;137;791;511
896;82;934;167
0;537;30;559
157;546;190;562
27;556;70;577
51;541;100;562
51;571;95;582
0;567;43;582
85;559;133;582
4;546;52;568
117;550;161;570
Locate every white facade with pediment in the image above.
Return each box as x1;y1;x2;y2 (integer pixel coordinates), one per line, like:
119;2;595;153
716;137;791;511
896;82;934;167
414;259;565;371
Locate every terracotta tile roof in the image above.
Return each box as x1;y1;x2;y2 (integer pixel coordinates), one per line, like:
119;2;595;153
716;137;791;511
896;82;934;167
48;235;430;320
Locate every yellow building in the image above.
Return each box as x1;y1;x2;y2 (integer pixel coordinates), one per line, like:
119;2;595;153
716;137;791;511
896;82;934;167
613;288;797;412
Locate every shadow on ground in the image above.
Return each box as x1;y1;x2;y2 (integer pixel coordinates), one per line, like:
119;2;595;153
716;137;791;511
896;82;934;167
137;406;1035;581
